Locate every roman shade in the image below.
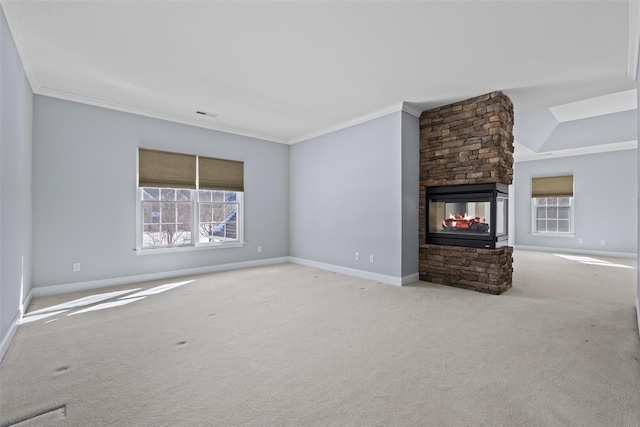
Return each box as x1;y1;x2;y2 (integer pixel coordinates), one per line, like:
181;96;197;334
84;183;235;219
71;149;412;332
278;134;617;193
139;148;244;191
198;156;244;192
138;149;197;189
531;175;574;198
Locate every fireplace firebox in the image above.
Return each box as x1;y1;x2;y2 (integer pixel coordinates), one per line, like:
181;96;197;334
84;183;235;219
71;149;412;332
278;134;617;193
426;183;508;249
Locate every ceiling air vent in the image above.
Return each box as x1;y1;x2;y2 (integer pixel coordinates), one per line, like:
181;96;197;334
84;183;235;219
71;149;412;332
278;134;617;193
196;111;218;118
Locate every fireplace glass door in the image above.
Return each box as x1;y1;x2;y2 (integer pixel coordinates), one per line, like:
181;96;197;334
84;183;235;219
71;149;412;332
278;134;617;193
496;195;507;236
429;200;491;235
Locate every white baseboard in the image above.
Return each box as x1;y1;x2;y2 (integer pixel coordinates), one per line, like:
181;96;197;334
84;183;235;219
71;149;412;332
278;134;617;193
29;256;417;302
288;257;417;286
0;289;34;364
22;288;33;316
31;257;290;298
402;272;421;286
514;245;637;259
0;311;20;363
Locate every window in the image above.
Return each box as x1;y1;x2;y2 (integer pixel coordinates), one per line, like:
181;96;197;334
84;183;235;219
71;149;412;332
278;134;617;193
137;149;243;251
197;190;240;244
142;188;193;247
531;175;574;235
533;197;573;233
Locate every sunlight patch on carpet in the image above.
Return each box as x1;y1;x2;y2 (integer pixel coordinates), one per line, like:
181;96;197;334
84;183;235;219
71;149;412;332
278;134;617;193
1;405;66;427
554;254;634;269
26;289;142;316
67;297;147;316
120;280;194;299
20;310;69;324
22;280;196;324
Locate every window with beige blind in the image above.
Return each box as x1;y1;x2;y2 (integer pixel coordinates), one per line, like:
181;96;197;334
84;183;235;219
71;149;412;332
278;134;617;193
531;175;574;235
137;148;244;250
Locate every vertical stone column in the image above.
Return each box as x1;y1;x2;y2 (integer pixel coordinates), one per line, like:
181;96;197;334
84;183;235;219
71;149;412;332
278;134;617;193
419;91;514;294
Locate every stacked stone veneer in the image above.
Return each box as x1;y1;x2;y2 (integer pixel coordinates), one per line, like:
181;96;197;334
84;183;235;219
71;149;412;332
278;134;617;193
419;91;514;295
421;245;514;294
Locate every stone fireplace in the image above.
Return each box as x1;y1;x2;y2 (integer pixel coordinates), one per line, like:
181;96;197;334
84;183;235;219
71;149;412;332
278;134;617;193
419;91;514;294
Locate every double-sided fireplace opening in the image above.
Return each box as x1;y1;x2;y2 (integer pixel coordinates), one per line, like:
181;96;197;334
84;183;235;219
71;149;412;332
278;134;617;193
426;183;508;249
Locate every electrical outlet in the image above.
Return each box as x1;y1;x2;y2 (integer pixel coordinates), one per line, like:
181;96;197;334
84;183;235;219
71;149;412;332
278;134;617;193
369;255;374;263
355;252;360;261
73;263;81;272
600;240;605;246
578;239;583;244
257;246;262;253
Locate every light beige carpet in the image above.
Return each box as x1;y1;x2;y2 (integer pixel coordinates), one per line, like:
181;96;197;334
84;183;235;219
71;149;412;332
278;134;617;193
1;250;639;426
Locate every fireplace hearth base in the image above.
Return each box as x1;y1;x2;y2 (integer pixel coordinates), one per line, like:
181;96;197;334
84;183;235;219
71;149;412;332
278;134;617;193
419;244;513;295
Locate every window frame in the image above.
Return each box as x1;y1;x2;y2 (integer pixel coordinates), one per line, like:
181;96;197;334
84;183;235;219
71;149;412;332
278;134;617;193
136;187;244;254
196;189;243;246
140;187;194;248
135;147;245;254
531;196;575;237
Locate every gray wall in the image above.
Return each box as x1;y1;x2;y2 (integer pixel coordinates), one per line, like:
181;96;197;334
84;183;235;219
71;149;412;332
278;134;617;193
401;112;419;277
637;67;640;337
32;96;289;288
290;111;419;281
1;6;33;354
513;150;638;255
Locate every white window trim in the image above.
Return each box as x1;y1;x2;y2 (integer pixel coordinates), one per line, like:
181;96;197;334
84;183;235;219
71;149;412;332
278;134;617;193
135;241;245;256
530;197;575;237
135;188;244;254
197;193;244;246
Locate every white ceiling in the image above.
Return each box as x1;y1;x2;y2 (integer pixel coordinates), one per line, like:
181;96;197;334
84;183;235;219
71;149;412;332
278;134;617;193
2;0;638;158
549;89;637;123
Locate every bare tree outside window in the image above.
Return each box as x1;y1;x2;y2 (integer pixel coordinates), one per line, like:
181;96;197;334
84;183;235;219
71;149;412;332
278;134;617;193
140;187;241;249
142;188;192;247
198;190;239;243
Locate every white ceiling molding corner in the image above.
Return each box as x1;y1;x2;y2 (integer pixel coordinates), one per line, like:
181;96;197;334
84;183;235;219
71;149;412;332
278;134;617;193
402;102;423;118
513;141;539;163
1;1;40;91
288;102;407;145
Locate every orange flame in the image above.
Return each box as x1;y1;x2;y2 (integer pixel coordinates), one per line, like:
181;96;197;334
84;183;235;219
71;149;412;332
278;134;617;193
442;213;486;230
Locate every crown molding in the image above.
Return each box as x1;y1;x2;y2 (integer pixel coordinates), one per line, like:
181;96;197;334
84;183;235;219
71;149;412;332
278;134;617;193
401;102;423;118
35;86;289;145
2;1;42;89
289;102;410;145
36;83;421;146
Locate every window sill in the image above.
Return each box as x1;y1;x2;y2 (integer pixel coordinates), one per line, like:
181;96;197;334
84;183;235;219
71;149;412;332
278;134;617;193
531;233;575;238
135;242;245;255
